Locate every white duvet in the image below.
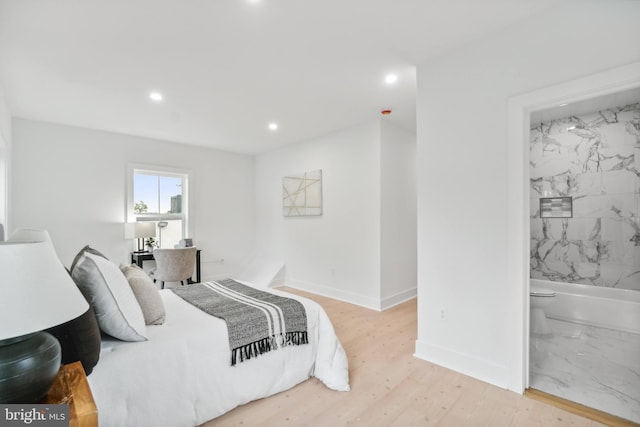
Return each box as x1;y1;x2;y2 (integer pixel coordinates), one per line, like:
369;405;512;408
88;285;350;427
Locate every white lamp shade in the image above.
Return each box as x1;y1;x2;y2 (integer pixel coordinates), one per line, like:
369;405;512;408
0;241;89;340
7;228;57;258
8;228;53;243
124;222;156;239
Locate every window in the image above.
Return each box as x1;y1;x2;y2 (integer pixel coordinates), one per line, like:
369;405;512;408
127;164;191;249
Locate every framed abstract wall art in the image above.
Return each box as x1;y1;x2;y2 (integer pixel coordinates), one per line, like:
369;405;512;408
283;169;323;217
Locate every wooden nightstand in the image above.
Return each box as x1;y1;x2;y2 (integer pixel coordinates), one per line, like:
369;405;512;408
42;361;98;427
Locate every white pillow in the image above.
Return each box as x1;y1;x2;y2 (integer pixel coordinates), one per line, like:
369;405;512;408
121;264;166;325
71;247;147;341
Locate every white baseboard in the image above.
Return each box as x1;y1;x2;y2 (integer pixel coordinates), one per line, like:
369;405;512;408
285;279;381;311
380;288;417;310
284;279;416;312
414;339;512;391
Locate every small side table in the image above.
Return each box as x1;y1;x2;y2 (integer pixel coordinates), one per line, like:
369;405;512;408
42;361;98;427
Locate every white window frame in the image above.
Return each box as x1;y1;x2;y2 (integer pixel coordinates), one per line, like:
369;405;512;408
126;163;192;240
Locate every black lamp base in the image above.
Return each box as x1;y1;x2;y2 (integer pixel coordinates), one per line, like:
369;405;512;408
0;332;61;403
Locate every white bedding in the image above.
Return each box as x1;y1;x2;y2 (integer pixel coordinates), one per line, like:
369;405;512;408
87;284;350;427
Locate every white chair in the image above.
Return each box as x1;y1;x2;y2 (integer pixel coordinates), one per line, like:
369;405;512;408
151;247;198;289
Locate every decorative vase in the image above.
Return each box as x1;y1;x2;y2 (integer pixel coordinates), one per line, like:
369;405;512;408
0;332;61;403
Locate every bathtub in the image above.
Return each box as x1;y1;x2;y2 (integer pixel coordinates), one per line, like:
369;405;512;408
530;279;640;335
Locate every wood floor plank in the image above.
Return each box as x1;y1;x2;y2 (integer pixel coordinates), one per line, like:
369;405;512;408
203;288;612;426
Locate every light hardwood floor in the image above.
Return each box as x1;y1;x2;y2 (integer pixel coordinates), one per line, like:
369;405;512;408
204;288;608;427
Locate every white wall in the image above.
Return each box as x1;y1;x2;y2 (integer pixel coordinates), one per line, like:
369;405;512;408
0;145;6;235
415;0;640;391
0;82;11;232
380;119;417;307
0;83;10;146
255;120;417;309
11;119;255;277
255;122;383;308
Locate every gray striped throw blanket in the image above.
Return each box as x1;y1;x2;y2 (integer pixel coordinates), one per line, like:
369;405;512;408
172;279;308;365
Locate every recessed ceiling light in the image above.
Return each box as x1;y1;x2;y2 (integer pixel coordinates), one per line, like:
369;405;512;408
385;74;398;84
268;123;278;131
559;103;568;106
149;92;163;102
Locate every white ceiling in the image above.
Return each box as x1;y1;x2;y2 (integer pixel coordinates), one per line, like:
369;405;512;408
0;0;561;155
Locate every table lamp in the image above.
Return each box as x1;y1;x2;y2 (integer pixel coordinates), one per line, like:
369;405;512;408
0;241;89;403
125;222;157;252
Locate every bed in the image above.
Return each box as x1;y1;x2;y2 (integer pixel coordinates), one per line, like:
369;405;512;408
86;283;350;426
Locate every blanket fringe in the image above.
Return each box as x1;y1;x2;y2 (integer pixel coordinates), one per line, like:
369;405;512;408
231;332;309;366
285;331;308;346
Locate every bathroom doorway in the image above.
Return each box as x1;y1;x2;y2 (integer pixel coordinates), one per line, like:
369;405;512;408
506;61;640;422
527;88;640;423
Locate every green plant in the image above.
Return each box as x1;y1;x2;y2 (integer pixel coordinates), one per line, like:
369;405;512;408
145;237;157;249
134;200;149;214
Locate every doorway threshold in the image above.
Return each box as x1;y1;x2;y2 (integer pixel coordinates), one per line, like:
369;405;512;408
525;388;639;427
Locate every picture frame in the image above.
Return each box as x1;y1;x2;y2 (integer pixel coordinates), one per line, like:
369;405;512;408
540;197;573;218
282;169;323;217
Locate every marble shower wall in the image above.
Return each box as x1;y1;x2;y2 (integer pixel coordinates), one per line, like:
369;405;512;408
530;102;640;291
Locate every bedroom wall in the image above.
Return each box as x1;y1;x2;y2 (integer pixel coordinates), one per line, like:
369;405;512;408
380;119;417;306
0;144;6;234
255;122;382;308
10;118;255;278
0;83;10;145
0;82;10;232
255;120;417;309
415;0;640;390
